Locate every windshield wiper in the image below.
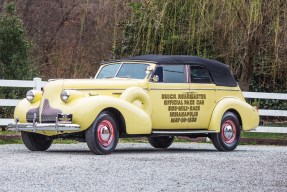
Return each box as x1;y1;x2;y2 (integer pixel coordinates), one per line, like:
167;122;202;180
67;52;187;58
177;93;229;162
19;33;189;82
102;76;115;79
116;75;131;78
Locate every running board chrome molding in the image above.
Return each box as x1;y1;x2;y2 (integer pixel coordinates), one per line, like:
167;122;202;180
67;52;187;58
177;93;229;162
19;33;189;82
152;130;217;135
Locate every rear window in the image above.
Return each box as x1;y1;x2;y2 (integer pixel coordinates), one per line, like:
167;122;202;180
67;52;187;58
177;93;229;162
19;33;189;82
190;66;211;83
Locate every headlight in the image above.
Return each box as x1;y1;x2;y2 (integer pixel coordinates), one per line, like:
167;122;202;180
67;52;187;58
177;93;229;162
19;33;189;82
26;90;42;103
26;90;35;102
60;90;84;102
60;90;70;102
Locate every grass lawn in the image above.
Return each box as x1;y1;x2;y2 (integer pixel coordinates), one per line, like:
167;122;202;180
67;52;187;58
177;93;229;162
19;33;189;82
0;138;78;145
0;131;20;135
0;129;286;145
0;139;23;145
241;132;287;140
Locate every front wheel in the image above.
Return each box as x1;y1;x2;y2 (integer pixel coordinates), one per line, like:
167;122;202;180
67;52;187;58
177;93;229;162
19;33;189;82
148;136;174;149
21;131;53;151
210;112;241;151
85;112;119;155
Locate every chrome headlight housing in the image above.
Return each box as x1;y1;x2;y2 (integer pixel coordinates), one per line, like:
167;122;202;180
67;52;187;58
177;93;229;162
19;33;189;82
26;90;42;103
26;90;35;102
60;90;70;102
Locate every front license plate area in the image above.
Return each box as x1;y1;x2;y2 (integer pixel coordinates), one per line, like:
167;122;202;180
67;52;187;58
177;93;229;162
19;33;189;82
57;114;73;124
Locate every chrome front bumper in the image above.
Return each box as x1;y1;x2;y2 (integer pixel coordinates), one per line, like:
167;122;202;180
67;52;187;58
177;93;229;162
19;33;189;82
8;117;80;132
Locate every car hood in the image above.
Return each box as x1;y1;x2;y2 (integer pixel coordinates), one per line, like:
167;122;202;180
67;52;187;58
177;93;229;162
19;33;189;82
60;78;148;90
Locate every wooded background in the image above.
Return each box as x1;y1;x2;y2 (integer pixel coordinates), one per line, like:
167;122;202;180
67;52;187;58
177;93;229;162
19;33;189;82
0;0;286;92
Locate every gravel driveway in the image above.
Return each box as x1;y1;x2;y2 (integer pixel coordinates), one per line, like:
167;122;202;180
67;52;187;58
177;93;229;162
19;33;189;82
0;142;286;192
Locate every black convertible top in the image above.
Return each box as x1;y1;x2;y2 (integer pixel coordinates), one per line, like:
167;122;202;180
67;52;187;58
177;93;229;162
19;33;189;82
115;55;237;87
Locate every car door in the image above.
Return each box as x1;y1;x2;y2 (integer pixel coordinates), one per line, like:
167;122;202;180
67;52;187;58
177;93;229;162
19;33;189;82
148;65;190;129
187;65;216;129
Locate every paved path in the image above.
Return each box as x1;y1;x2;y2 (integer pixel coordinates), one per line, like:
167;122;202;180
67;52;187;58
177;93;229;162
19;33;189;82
0;143;286;192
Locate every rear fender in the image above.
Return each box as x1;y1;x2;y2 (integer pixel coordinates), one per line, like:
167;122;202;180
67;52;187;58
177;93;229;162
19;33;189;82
208;97;259;132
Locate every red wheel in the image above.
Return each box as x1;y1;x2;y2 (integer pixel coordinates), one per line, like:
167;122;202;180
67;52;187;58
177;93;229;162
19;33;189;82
97;120;115;147
86;112;119;155
221;120;237;144
210;112;241;151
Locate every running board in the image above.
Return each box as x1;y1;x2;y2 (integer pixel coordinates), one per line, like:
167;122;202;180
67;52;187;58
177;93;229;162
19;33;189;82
152;130;217;136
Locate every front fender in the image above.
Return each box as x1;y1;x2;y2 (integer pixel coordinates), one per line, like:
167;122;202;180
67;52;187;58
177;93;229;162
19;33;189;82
65;95;152;134
208;97;259;132
14;99;40;123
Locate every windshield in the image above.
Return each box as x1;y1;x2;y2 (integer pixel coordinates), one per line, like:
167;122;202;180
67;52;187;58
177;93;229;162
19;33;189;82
96;63;149;79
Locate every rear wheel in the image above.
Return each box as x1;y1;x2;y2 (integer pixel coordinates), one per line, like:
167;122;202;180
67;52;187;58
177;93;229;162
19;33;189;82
210;112;241;151
148;136;174;149
85;112;119;155
21;131;53;151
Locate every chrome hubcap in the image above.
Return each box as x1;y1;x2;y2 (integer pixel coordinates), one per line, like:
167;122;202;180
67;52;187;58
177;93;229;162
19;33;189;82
100;126;110;141
221;120;236;144
223;125;233;140
97;120;114;147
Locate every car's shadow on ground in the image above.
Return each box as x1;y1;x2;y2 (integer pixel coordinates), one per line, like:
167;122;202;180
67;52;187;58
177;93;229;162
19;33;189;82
44;147;240;155
113;147;217;154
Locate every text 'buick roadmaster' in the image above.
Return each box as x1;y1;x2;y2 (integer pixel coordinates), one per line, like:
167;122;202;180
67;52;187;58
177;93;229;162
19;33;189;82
9;55;259;154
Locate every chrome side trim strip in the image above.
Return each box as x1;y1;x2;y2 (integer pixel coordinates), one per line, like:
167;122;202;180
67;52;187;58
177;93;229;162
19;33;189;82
190;88;215;90
149;88;190;90
112;92;122;95
69;88;126;91
215;89;240;91
150;88;215;91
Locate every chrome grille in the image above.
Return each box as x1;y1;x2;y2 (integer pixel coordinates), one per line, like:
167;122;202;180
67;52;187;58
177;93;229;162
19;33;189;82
26;107;39;123
41;99;62;123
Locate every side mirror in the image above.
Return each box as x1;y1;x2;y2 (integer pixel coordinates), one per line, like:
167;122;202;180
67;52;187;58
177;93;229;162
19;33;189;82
152;75;159;82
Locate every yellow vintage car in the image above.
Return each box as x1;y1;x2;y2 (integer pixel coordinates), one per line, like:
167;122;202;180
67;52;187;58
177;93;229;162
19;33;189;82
9;55;259;154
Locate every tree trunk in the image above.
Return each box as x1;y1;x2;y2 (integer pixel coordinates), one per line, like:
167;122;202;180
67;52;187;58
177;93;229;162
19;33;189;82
239;55;254;91
239;70;250;91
